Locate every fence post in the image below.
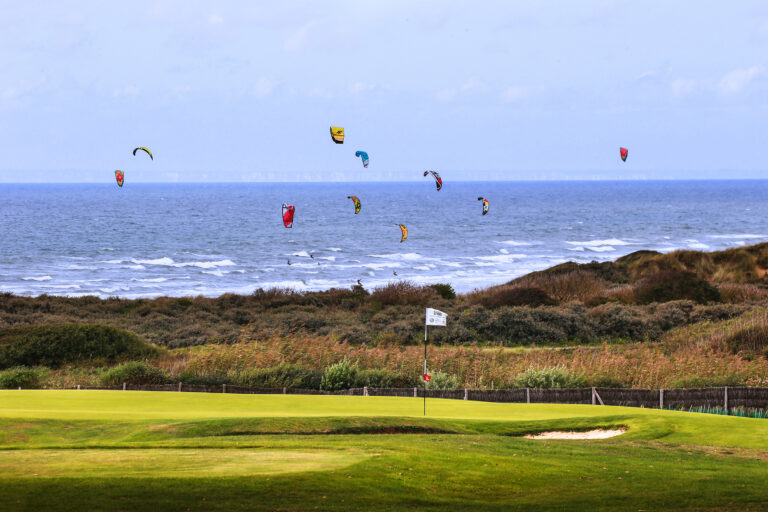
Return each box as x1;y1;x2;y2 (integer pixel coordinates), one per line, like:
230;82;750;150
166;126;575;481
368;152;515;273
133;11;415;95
123;382;126;391
283;387;287;394
724;386;729;414
591;387;596;406
178;382;182;392
659;389;664;409
364;386;368;397
77;384;81;390
526;388;530;404
464;388;468;401
414;387;418;398
222;383;226;393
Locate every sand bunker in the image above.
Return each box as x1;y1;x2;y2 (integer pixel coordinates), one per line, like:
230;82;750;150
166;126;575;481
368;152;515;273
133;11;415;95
524;428;626;440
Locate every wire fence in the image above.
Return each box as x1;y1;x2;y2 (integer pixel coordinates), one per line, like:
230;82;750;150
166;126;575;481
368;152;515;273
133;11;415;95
46;383;768;417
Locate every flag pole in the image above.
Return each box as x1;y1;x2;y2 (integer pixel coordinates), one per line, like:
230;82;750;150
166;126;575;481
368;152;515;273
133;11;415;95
424;323;428;416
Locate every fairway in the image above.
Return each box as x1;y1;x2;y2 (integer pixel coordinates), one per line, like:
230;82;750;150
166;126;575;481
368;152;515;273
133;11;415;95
1;391;768;511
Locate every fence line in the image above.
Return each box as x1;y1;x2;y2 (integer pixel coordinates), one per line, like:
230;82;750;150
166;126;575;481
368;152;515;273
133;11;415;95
39;384;768;412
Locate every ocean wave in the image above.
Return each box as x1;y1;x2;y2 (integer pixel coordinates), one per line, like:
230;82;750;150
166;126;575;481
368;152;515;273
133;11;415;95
568;247;585;252
319;256;336;261
566;239;631;246
586;246;616;252
100;259;123;264
499;240;535;246
202;270;229;277
175;259;235;269
708;234;766;239
327;247;342;252
370;253;422;261
22;276;52;281
686;241;710;249
124;264;146;270
132;277;168;283
289;251;311;258
131;257;174;266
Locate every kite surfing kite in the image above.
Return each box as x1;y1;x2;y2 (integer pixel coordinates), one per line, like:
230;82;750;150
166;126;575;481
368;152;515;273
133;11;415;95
347;195;361;214
355;151;369;168
330;127;344;144
423;170;443;191
282;204;295;228
397;224;408;243
477;197;489;215
114;170;124;187
620;147;628;162
133;147;153;160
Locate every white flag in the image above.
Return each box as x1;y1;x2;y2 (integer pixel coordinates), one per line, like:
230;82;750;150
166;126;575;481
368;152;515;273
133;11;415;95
425;308;447;326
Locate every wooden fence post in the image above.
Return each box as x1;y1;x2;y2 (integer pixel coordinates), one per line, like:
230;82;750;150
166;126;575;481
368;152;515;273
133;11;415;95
659;389;664;409
464;388;468;401
222;383;226;393
414;387;418;398
122;382;126;391
364;386;368;397
178;382;182;392
724;386;729;414
77;384;81;390
526;388;530;404
592;387;596;405
282;387;287;394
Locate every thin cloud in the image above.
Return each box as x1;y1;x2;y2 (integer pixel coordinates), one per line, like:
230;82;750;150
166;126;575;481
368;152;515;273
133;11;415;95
718;66;762;95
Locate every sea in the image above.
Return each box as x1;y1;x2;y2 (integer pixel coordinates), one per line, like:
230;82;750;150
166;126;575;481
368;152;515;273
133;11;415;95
1;181;767;298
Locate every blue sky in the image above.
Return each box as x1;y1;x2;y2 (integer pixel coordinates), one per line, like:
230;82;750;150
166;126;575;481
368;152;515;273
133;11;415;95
1;1;767;182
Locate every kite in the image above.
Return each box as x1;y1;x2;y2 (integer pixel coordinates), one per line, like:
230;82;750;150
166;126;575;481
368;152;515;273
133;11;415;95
397;224;408;243
347;195;361;214
477;197;489;215
620;147;628;162
423;170;443;191
282;204;295;228
133;147;153;160
114;170;124;187
355;151;369;168
330;126;344;144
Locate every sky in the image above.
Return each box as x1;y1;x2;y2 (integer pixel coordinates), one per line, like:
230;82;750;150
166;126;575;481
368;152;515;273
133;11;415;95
1;0;767;182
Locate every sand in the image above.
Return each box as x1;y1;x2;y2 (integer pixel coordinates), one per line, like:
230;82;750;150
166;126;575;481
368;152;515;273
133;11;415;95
523;428;626;440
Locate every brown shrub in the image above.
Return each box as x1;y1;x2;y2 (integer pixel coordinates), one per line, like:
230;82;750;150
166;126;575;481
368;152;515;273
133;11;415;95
468;286;556;309
717;283;768;304
370;281;437;306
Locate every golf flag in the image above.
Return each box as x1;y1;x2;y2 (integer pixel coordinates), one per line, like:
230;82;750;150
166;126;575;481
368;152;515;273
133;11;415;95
425;308;447;326
423;374;431;382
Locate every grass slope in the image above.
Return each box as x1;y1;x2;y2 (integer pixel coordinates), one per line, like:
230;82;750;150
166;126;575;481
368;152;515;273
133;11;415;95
1;391;768;511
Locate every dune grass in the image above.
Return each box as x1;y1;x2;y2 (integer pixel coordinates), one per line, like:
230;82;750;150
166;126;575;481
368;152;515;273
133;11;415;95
1;391;768;511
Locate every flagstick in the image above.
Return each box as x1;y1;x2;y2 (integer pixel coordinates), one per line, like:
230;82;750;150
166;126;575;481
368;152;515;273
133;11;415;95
424;323;428;416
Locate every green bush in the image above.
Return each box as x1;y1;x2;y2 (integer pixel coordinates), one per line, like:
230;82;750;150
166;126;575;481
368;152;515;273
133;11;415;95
0;366;47;389
235;364;322;389
474;287;556;309
100;361;169;386
430;283;456;300
321;358;358;390
633;270;721;305
177;372;230;386
511;366;587;389
424;370;461;390
725;325;768;355
355;369;395;388
0;323;158;369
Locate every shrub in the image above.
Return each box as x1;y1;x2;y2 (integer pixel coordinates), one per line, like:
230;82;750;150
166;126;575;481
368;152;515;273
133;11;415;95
0;323;158;369
177;372;230;386
472;286;556;309
633;270;720;304
355;369;395;388
430;283;456;300
668;374;744;388
370;281;436;306
100;362;169;386
234;364;322;389
0;366;47;389
718;283;768;304
724;325;768;355
321;358;358;390
424;370;461;390
589;304;657;341
511;366;587;389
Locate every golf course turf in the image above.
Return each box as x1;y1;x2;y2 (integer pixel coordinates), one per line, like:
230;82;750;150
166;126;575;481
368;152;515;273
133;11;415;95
1;391;767;511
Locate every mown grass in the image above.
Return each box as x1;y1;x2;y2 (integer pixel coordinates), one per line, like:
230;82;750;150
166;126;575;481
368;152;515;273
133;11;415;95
1;391;768;511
